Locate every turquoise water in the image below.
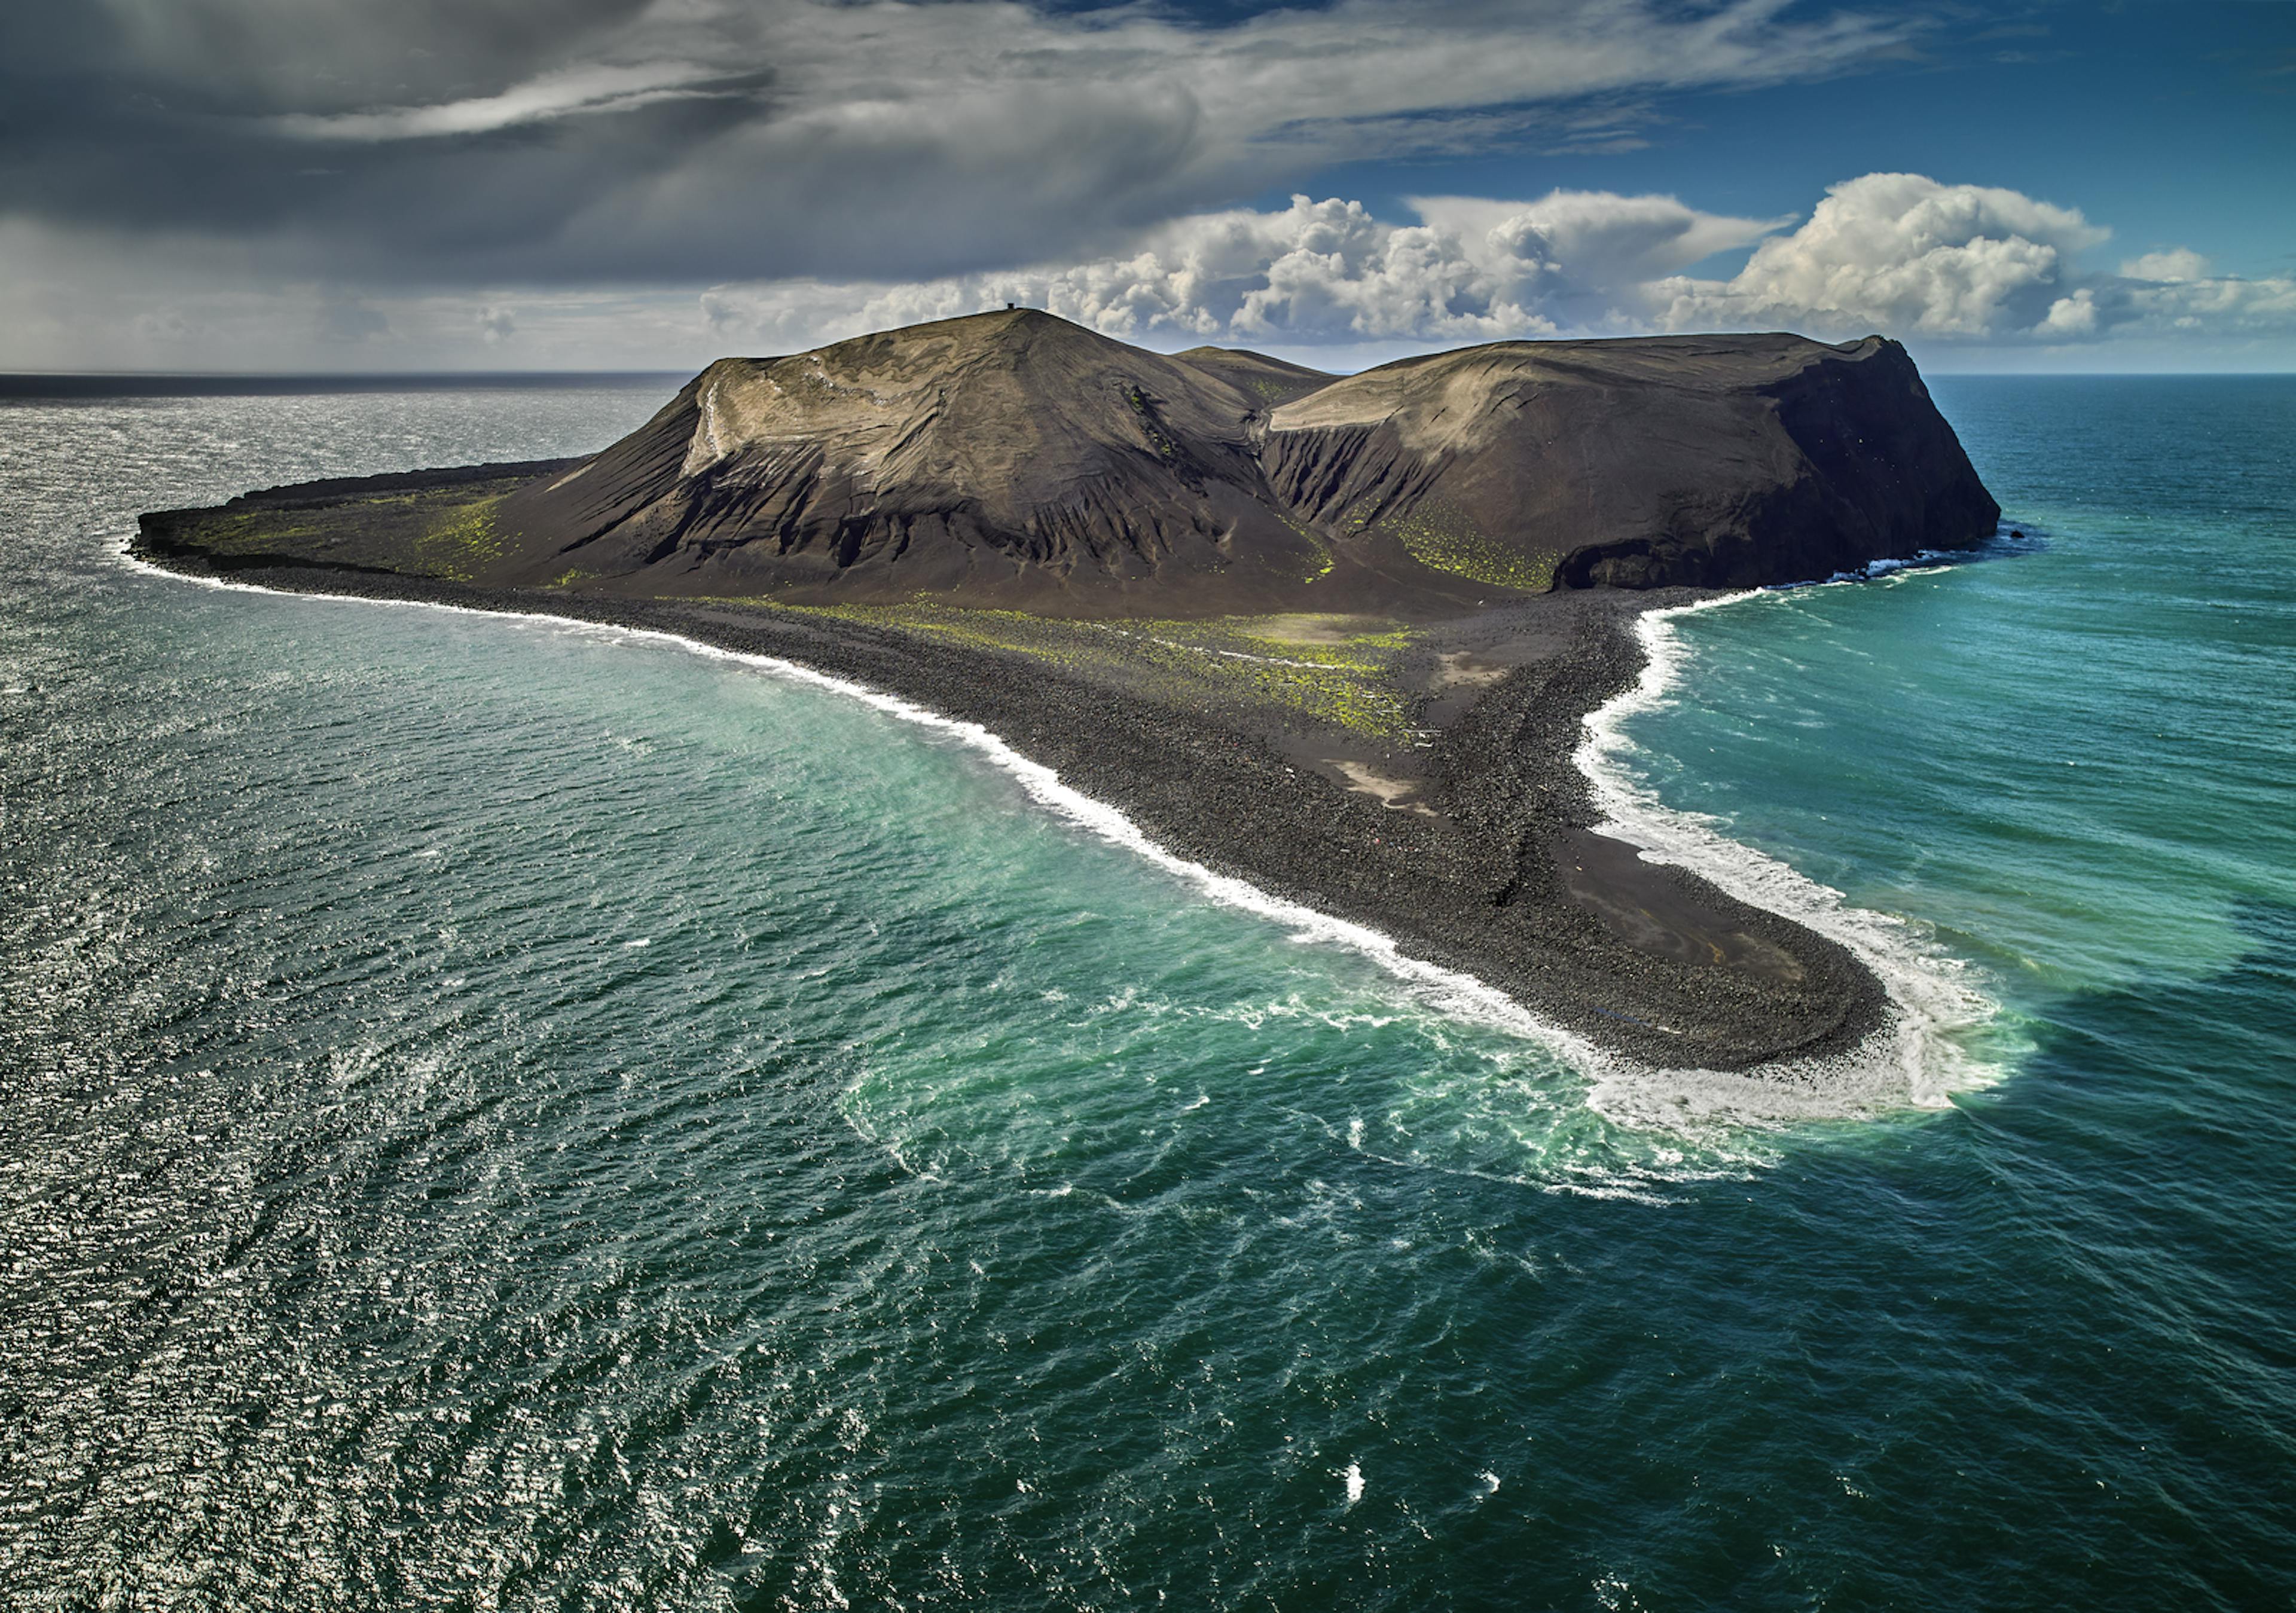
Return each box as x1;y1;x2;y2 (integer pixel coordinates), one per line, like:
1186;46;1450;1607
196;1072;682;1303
2;377;2290;1608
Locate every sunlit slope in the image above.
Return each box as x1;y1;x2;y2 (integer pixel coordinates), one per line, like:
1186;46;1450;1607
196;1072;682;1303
487;310;1382;612
1170;345;1338;408
410;314;2001;612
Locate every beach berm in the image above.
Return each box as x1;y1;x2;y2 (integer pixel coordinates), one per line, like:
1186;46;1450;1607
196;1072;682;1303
135;310;2002;1070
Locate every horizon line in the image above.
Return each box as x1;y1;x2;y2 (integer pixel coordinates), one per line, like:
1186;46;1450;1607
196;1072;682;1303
5;365;2291;393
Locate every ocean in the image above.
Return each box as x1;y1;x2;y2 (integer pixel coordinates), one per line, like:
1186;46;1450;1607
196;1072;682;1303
1;373;2289;1609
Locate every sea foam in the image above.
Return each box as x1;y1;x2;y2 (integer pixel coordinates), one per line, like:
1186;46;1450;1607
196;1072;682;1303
119;548;1595;1067
1573;589;2005;1124
125;544;1997;1132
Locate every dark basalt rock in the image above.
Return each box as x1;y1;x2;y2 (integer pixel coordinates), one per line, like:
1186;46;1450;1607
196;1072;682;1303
340;311;1999;614
1264;332;2001;594
126;313;1988;1071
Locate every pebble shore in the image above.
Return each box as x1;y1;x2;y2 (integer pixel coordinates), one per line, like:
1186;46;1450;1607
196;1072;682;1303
133;540;1889;1073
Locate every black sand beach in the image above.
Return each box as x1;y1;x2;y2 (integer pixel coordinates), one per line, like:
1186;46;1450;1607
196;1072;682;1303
123;312;2014;1071
129;533;1888;1073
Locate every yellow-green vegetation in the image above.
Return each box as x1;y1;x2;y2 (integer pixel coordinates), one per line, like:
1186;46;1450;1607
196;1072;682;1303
1274;509;1337;582
415;496;507;581
145;474;540;578
183;509;325;552
547;567;596;588
1372;502;1556;593
701;598;1421;740
1124;386;1182;463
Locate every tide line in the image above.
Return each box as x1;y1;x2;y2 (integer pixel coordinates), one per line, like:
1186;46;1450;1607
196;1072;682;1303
1573;587;2005;1121
116;545;1594;1068
123;542;1996;1123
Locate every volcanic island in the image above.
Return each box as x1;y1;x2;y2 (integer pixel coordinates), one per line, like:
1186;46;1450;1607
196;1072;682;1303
136;308;2002;1071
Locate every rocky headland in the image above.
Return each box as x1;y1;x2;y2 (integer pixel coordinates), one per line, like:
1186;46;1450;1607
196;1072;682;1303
135;309;2002;1072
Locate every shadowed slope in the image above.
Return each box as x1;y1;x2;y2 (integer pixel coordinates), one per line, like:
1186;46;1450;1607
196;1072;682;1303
138;315;2000;617
1263;333;2001;591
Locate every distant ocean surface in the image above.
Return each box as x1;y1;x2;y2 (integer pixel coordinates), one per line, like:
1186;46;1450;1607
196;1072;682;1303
2;373;2289;1609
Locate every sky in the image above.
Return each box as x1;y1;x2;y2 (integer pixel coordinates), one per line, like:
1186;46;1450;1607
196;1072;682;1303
2;0;2290;374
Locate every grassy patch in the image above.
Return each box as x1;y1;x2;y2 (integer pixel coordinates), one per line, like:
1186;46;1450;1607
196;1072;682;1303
1372;503;1556;593
701;598;1422;740
184;509;327;553
1273;510;1337;582
414;496;507;581
146;475;538;576
1124;386;1183;463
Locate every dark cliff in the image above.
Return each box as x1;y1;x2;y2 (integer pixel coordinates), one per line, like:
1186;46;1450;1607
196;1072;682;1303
1261;332;1999;592
140;313;2000;613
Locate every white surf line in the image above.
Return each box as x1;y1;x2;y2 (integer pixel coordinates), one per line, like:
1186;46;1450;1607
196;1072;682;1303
1573;588;2004;1117
123;542;2001;1123
117;542;1598;1068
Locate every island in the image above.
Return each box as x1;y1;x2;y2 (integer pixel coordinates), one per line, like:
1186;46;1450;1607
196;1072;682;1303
135;308;2002;1072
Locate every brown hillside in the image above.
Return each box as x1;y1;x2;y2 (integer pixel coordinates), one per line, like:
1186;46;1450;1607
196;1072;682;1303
193;311;1996;615
1263;332;2001;589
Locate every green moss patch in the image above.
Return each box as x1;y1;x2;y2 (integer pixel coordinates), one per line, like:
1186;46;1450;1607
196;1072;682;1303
698;599;1424;741
1371;503;1556;593
414;497;507;581
147;478;535;578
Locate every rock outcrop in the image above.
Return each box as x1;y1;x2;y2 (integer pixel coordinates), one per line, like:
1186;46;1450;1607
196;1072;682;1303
1261;332;2000;591
148;310;2001;613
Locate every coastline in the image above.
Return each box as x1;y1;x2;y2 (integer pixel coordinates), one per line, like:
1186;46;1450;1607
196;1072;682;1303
1579;592;2001;1114
125;536;1899;1079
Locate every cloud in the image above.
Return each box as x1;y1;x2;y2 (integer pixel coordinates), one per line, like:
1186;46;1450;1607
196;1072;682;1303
1650;172;2111;337
273;61;747;142
1;0;1919;285
7;172;2289;372
316;294;389;344
692;175;2296;358
1641;174;2295;346
697;190;1785;351
2120;248;2212;283
2121;272;2296;334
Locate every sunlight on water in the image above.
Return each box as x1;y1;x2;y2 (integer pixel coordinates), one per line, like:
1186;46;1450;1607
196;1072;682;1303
4;376;2292;1610
138;560;1770;1195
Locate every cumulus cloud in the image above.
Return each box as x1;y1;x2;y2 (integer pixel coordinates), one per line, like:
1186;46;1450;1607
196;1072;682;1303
1650;173;2111;337
700;190;1785;350
7;170;2290;372
691;173;2296;359
1413;190;1790;295
2120;248;2211;283
10;5;2289;369
2120;272;2296;335
1636;177;2293;349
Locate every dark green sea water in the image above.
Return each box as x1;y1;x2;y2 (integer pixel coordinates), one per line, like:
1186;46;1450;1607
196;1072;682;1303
2;375;2290;1609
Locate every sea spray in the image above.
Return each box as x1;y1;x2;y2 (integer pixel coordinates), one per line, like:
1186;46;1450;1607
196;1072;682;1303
119;546;1598;1064
1573;587;2005;1122
124;542;1993;1136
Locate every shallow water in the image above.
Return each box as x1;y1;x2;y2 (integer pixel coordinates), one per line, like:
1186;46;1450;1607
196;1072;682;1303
2;376;2290;1608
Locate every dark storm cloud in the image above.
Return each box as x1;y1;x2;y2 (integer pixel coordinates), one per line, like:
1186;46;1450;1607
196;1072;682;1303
0;0;756;261
0;0;1923;288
